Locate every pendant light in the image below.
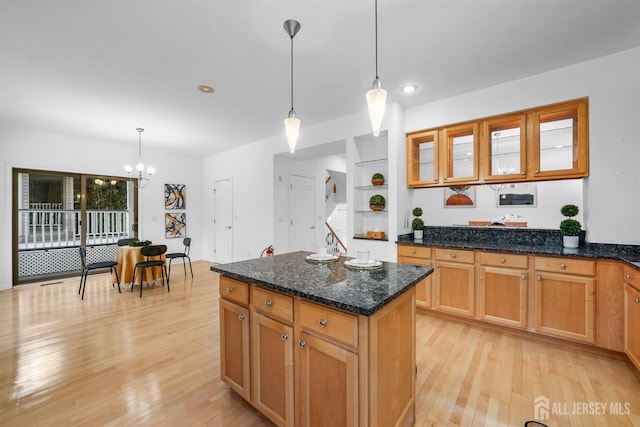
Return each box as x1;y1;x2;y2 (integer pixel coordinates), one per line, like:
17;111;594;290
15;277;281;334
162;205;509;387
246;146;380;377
366;0;387;137
283;19;301;154
124;128;155;188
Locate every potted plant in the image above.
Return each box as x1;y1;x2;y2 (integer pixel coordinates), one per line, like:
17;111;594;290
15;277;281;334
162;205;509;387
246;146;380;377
412;207;424;240
560;204;581;248
369;194;385;211
371;173;385;186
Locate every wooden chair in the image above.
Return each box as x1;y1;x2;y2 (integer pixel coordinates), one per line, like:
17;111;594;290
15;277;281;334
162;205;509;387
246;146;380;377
78;247;120;300
131;245;168;298
166;237;193;283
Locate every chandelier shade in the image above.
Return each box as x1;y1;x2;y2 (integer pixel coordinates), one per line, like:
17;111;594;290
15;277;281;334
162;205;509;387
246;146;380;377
124;127;154;188
366;0;386;137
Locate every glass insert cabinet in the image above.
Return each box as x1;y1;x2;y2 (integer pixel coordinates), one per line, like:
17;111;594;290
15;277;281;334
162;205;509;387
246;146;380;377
406;98;588;188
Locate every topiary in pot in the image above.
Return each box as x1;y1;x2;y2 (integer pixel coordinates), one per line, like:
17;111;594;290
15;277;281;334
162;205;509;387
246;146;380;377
371;173;385;186
412;207;424;239
369;194;385;211
560;204;582;248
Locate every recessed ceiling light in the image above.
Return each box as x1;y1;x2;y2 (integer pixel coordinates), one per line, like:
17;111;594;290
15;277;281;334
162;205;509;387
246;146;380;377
198;85;215;94
401;84;417;94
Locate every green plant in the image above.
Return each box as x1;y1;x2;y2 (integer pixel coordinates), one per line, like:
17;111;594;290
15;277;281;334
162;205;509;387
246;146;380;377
559;204;581;236
372;173;384;180
369;194;385;206
412;207;424;230
129;240;152;247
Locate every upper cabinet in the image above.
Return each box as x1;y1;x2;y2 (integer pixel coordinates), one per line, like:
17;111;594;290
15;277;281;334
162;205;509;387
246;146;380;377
407;98;589;188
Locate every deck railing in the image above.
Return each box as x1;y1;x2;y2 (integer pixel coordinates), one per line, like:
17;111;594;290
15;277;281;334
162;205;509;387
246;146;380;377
18;209;131;249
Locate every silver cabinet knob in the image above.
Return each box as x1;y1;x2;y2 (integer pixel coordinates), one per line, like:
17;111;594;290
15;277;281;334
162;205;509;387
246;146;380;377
521;274;527;280
281;333;289;341
318;319;327;327
264;300;272;308
520;171;525;175
238;314;246;321
500;258;505;264
560;263;566;269
451;253;457;258
298;341;306;348
626;274;633;279
226;287;233;294
635;298;640;304
536;275;542;281
534;170;540;174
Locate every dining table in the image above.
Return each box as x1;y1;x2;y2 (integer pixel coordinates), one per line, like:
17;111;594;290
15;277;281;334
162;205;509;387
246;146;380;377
113;245;167;288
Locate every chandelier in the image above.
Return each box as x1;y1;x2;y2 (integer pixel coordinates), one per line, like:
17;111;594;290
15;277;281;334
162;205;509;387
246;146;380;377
124;127;155;188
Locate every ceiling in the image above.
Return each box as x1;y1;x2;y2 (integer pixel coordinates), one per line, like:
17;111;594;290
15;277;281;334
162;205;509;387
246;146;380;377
2;0;639;158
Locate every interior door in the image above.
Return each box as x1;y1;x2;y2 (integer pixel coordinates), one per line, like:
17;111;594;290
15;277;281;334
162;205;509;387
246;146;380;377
289;174;315;252
214;178;233;263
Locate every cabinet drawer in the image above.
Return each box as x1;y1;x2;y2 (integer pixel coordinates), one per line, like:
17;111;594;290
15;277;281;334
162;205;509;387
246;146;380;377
479;252;528;269
251;286;294;323
435;248;474;264
220;276;249;305
397;245;431;260
297;300;358;349
534;256;595;276
624;265;640;291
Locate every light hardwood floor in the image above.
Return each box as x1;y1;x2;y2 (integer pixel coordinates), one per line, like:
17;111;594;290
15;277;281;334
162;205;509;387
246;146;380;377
0;261;638;426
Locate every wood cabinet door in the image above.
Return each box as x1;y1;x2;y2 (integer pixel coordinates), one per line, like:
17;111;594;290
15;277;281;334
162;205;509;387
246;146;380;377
624;284;640;372
219;298;251;400
251;312;294;427
478;266;527;328
398;251;432;309
434;261;475;317
534;271;595;343
296;331;358;427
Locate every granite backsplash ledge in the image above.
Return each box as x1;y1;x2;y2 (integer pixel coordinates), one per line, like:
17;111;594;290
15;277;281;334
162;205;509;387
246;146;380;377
397;226;640;262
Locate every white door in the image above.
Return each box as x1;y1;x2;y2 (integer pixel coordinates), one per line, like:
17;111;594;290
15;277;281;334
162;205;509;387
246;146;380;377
214;179;233;263
289;174;315;252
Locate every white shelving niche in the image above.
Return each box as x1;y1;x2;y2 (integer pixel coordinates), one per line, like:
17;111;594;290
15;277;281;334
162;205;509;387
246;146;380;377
352;131;389;241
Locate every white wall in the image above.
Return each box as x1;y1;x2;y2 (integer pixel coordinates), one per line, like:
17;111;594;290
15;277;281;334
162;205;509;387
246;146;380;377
0;127;204;290
273;154;347;255
405;47;640;244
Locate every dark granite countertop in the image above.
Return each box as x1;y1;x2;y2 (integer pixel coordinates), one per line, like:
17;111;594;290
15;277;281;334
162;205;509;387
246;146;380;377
210;251;433;316
396;226;640;270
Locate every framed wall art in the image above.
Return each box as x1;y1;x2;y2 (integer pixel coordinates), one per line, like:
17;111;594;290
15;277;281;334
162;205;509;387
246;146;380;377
164;183;186;210
444;185;476;208
165;212;186;238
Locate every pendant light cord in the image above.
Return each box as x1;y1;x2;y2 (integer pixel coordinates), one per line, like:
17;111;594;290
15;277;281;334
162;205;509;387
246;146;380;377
290;36;294;110
374;0;379;79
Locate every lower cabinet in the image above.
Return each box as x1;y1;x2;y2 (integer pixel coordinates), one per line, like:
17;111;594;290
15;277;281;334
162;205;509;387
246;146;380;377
397;245;432;309
478;252;528;328
534;257;595;344
251;312;294;426
219;298;251;401
434;248;475;317
296;331;359;426
624;281;640;372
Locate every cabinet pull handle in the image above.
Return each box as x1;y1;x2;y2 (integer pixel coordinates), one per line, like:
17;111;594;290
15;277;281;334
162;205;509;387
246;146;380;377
521;274;527;280
226;287;233;294
319;319;327;327
411;250;416;255
281;333;289;340
520;171;525;175
635;298;640;304
451;253;457;259
298;340;306;348
534;169;539;174
560;263;566;269
238;314;246;321
536;275;542;281
264;300;272;308
626;274;633;279
500;258;505;264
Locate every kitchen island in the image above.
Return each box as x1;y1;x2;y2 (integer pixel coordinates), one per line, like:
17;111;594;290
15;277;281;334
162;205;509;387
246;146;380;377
211;251;432;427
